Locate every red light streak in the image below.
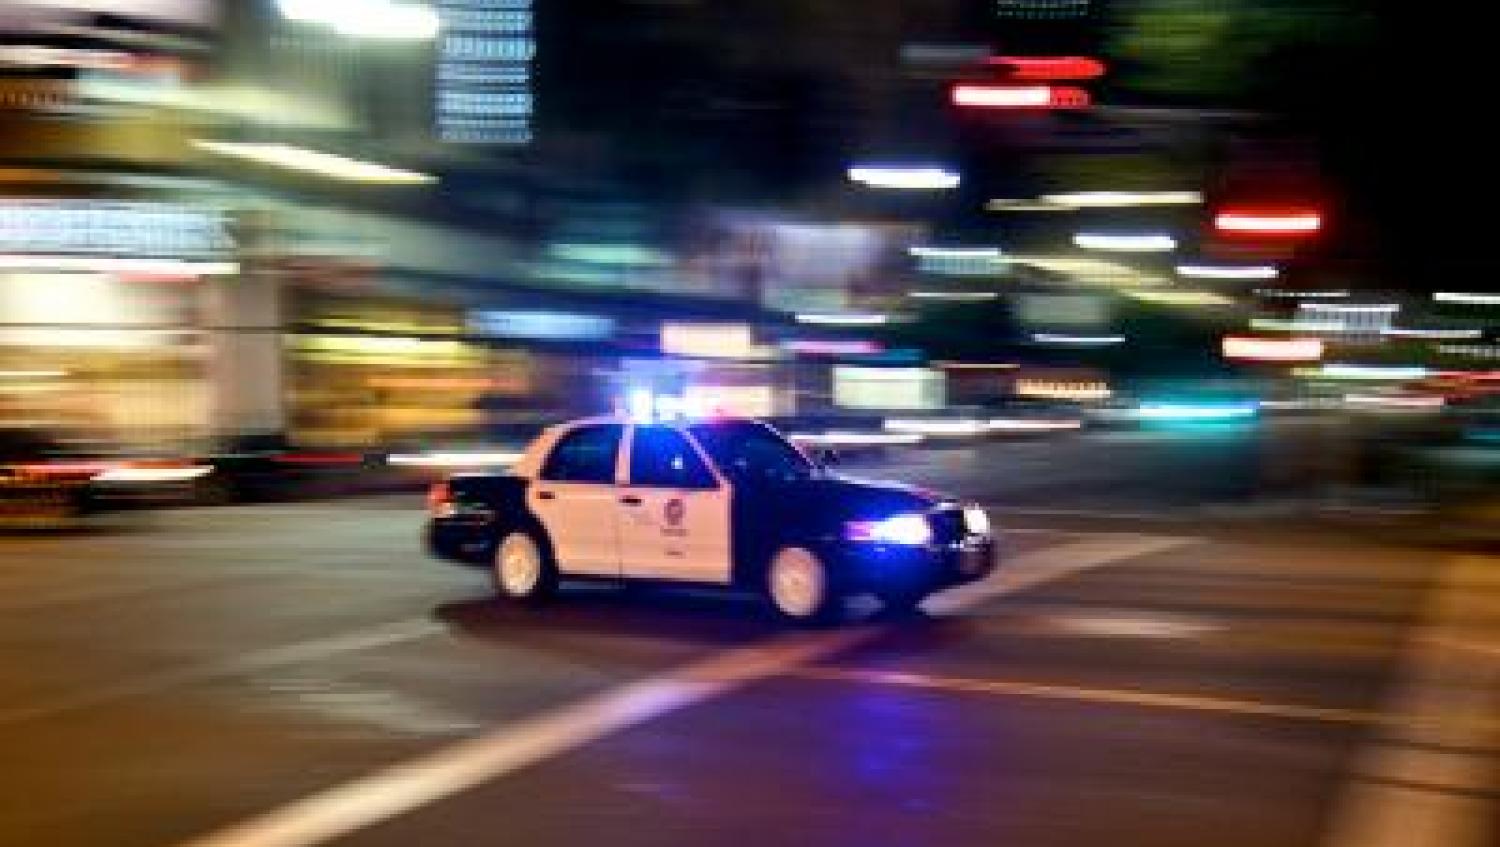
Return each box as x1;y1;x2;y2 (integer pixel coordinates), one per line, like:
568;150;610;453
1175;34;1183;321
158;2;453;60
986;56;1107;81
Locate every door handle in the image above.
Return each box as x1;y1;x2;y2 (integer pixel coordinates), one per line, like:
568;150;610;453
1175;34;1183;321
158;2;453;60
619;495;643;506
537;490;556;501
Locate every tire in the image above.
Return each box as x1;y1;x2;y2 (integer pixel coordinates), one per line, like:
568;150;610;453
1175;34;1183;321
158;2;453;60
491;529;558;604
876;588;930;617
765;546;839;625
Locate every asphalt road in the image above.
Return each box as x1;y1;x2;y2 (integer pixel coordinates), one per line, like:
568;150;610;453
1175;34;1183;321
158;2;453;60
1;438;1496;847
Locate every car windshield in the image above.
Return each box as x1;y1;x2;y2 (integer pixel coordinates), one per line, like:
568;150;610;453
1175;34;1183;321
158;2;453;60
688;421;815;483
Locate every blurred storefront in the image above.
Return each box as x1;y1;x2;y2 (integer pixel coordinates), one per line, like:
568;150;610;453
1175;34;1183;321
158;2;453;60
0;197;232;448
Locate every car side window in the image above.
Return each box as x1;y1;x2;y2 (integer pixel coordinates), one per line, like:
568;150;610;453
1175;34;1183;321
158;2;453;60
629;426;718;490
540;425;623;484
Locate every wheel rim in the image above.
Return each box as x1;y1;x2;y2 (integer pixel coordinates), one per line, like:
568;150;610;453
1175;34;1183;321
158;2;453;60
496;535;542;597
769;549;824;618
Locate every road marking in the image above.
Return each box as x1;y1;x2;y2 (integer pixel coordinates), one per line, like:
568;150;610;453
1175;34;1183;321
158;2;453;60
993;506;1179;522
1320;554;1500;847
0;618;445;727
790;666;1500;734
175;532;1193;847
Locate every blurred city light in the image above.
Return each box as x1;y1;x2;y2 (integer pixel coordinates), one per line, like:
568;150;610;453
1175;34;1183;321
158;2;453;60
938;362;1021;371
192;141;437;183
387;451;524;468
469;311;615;341
1315;364;1431;381
1301;303;1400;315
92;466;214;484
1125;290;1234;307
1344;393;1446;411
1032;333;1127;346
1222;336;1325;363
909;245;1006;276
781;340;883;356
1253;289;1350;299
795;313;891;326
846;166;960;190
1214;210;1324;235
909;291;1000;302
1249;318;1343;333
1136;402;1259;422
1014;378;1111;401
0;256;237;275
1176;264;1279;280
985;56;1108;81
789;431;924;447
1072;233;1177;252
277;0;441;40
952;84;1090;109
1434;292;1500;305
1043;191;1201;208
1381;327;1484;340
660;323;760;359
986;199;1077;212
908;246;1003;259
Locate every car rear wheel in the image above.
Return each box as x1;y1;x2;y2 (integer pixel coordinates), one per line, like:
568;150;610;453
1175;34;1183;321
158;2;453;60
492;530;557;603
766;546;838;624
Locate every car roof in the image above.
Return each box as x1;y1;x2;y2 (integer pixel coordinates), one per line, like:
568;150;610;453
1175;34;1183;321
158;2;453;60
553;415;765;431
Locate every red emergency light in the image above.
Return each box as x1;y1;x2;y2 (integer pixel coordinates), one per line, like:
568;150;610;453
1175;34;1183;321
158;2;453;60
1214;210;1324;236
986;56;1107;81
952;84;1091;109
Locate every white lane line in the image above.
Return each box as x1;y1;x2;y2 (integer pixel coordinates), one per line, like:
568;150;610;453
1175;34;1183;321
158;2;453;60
791;667;1431;729
0;618;445;727
993;506;1179;522
175;533;1194;847
1320;554;1500;847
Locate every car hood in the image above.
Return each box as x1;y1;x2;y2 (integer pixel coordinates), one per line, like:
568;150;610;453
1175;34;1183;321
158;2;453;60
791;472;947;517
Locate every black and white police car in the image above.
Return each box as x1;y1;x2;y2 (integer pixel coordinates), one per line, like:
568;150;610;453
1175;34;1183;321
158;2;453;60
426;415;997;623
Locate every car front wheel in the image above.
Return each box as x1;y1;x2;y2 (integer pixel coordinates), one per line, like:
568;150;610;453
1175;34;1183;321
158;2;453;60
492;530;557;603
766;546;838;624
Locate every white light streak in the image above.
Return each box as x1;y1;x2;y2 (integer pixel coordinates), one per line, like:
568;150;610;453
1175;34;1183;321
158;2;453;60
795;313;891;327
0;255;238;275
1072;233;1177;252
194;141;436;184
1031;333;1127;346
1042;191;1202;207
1176;264;1279;281
1434;292;1500;305
847;166;960;190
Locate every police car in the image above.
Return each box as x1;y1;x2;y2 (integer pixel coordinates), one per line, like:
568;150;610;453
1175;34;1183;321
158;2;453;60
426;416;997;623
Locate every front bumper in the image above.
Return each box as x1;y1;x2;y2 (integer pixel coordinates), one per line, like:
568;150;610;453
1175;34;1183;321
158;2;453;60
826;535;997;595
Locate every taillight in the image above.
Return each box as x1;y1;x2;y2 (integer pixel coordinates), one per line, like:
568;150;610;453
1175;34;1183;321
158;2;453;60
427;481;454;516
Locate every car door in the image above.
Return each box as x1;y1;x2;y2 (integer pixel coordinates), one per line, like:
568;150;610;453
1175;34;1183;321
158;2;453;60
619;425;732;584
528;424;624;577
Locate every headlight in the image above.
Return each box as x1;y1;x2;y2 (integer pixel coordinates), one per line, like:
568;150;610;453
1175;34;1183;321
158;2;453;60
963;506;990;535
845;513;933;546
